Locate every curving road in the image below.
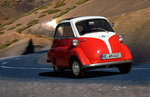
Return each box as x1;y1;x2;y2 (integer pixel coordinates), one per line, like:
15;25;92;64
0;51;150;97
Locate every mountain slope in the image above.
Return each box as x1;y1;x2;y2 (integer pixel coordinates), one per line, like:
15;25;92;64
60;0;150;19
109;7;150;64
0;0;150;63
0;0;51;24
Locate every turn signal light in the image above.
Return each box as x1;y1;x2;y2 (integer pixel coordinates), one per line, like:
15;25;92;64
118;35;123;43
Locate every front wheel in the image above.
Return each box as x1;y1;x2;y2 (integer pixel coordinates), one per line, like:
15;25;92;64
53;66;64;74
71;59;85;78
117;63;132;73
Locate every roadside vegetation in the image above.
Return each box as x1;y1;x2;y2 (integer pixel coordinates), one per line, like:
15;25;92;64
16;26;27;34
27;20;38;28
2;17;9;20
16;23;22;27
76;0;89;5
38;14;47;18
0;39;19;50
16;20;38;34
0;26;5;31
39;9;60;18
0;32;4;35
0;0;90;34
0;1;52;28
41;9;60;15
8;26;16;31
54;0;65;8
53;5;76;18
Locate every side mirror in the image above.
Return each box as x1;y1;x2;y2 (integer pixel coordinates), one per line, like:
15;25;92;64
111;22;115;27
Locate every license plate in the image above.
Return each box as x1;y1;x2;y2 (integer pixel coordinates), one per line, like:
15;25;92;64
101;53;121;60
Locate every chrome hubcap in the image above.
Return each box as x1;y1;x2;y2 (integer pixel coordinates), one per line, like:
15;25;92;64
72;62;80;75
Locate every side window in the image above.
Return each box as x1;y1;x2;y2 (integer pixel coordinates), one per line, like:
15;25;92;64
54;23;74;38
55;26;64;38
63;24;74;37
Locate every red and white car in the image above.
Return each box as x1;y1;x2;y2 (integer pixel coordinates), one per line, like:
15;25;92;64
47;16;132;77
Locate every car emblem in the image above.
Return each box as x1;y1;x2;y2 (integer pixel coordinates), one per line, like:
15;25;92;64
102;35;105;38
99;35;106;38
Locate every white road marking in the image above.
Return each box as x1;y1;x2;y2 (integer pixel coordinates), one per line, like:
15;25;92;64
1;62;8;65
0;65;52;70
0;64;150;71
14;58;20;60
132;68;150;70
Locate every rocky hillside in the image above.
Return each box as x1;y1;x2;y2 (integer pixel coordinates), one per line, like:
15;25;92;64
0;0;150;63
0;0;51;24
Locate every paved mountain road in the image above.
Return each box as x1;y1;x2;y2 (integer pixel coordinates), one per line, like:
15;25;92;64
0;51;150;97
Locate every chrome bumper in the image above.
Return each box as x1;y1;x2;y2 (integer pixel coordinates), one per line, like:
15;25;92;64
82;60;132;69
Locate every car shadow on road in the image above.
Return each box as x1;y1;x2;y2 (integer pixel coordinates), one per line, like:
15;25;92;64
39;71;123;79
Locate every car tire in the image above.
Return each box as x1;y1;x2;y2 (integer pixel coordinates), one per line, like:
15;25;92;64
71;59;85;78
117;63;132;73
53;66;64;74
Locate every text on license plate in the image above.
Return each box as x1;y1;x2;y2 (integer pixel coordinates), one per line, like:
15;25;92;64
101;53;121;60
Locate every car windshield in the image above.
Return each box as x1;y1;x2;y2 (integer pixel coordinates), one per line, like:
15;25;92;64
75;19;114;35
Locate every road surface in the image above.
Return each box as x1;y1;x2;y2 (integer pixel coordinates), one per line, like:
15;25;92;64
0;51;150;97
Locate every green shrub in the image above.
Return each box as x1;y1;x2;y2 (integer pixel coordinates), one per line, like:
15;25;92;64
41;10;50;14
3;17;9;20
8;26;16;30
27;20;38;28
0;43;10;50
11;39;19;44
16;23;22;26
53;5;76;18
44;1;52;7
38;14;47;18
16;20;38;34
16;26;28;34
76;0;89;5
0;26;5;31
48;9;60;14
21;1;52;17
0;32;4;35
41;9;60;15
3;17;20;26
54;0;65;8
0;39;19;50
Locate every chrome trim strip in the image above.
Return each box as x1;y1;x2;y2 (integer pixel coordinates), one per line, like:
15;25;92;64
82;60;132;68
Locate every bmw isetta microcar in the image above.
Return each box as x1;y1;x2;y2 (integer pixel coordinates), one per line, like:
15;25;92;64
47;16;132;77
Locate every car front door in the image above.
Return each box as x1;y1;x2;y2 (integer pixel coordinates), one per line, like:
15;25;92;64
54;23;75;67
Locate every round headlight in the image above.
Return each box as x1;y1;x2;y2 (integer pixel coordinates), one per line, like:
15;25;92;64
72;39;78;46
118;35;123;43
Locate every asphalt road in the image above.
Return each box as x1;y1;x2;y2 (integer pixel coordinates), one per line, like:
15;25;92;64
0;51;150;97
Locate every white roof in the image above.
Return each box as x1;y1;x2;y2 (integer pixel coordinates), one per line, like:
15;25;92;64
59;16;107;24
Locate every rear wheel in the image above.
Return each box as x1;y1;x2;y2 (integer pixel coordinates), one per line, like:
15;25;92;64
117;63;132;73
71;59;85;78
53;66;64;74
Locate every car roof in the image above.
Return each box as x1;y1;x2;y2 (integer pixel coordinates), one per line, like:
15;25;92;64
59;16;107;24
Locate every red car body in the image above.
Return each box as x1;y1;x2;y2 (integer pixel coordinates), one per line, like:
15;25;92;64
47;16;132;77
